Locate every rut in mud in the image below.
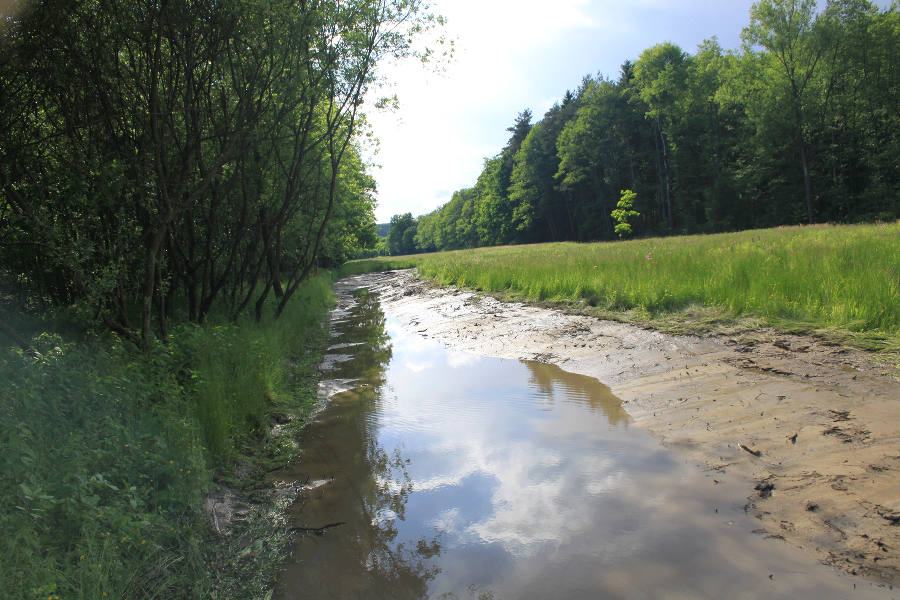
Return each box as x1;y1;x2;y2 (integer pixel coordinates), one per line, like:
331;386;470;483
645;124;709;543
271;272;900;599
355;269;900;583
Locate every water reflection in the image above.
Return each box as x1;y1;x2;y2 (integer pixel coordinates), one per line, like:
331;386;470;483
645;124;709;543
276;291;439;600
524;361;628;424
321;289;393;382
274;288;890;600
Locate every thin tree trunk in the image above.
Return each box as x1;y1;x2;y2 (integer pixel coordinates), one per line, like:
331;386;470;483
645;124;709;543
713;106;721;177
141;228;167;352
830;127;838;189
0;318;32;354
143;0;170;352
628;152;636;189
156;260;168;341
652;123;665;224
800;135;815;224
657;116;673;229
564;192;576;239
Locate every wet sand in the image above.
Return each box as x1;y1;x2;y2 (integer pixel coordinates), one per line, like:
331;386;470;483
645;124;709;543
348;269;900;584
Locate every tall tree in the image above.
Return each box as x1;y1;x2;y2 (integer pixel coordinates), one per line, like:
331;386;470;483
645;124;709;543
633;42;693;229
742;0;833;224
387;212;417;255
0;0;442;349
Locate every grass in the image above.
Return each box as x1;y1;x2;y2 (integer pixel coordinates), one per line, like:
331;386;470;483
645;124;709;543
347;222;900;358
185;275;335;461
0;334;210;600
0;273;337;600
334;256;420;278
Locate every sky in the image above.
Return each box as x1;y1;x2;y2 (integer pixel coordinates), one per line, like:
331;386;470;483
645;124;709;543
364;0;760;223
365;0;891;224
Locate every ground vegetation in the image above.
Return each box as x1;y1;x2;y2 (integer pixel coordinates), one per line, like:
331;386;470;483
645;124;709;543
0;277;333;600
346;222;900;361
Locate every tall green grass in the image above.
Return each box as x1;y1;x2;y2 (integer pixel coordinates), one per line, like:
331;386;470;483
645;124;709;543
0;274;336;600
184;274;335;460
347;223;900;341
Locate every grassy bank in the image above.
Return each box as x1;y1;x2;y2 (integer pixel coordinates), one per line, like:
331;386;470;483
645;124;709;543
0;275;336;600
348;223;900;356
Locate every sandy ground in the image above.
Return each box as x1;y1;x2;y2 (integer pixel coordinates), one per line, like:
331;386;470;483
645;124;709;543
344;268;900;584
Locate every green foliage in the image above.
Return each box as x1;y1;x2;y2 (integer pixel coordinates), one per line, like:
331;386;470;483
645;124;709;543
178;275;335;460
507;124;543;236
0;337;209;600
0;0;443;348
474;156;516;246
611;190;640;237
335;257;421;278
320;150;380;267
387;213;419;256
633;42;692;120
0;274;336;599
389;1;900;253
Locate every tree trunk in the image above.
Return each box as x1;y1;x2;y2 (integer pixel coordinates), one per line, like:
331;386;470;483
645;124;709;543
141;228;167;352
0;318;32;354
657;116;673;229
563;192;577;239
713;106;721;177
800;133;815;224
652;123;665;224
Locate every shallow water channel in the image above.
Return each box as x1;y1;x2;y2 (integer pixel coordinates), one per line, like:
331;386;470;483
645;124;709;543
273;288;894;600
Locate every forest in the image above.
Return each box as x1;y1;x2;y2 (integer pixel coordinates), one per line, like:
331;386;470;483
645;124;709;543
382;0;900;255
0;0;448;351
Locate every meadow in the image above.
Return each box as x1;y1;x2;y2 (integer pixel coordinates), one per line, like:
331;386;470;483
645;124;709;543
346;222;900;357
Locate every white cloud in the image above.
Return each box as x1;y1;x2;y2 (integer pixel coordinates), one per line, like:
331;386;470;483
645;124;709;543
446;350;482;368
405;360;434;372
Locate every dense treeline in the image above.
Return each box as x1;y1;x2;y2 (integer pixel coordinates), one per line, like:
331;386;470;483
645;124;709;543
386;0;900;255
0;2;442;598
0;0;446;351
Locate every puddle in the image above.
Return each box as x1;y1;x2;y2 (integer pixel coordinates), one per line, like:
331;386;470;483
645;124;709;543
273;289;895;600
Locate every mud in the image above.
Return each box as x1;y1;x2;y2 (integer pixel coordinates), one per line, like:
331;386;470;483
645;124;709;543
348;268;900;584
205;484;252;536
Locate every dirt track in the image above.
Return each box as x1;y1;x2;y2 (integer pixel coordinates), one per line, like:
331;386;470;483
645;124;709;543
350;268;900;584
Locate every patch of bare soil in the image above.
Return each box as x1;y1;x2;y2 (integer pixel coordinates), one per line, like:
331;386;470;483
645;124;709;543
350;268;900;584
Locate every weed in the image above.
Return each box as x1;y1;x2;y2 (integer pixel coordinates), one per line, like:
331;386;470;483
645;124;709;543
0;273;336;599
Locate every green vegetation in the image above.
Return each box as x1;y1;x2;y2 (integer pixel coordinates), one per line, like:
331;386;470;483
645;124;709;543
335;257;421;279
1;0;447;594
1;0;448;596
182;276;335;461
0;277;335;600
1;336;208;600
383;1;900;255
347;223;900;355
611;190;640;237
1;0;446;350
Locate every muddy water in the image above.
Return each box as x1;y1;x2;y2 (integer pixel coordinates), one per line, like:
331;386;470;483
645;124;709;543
274;289;894;600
